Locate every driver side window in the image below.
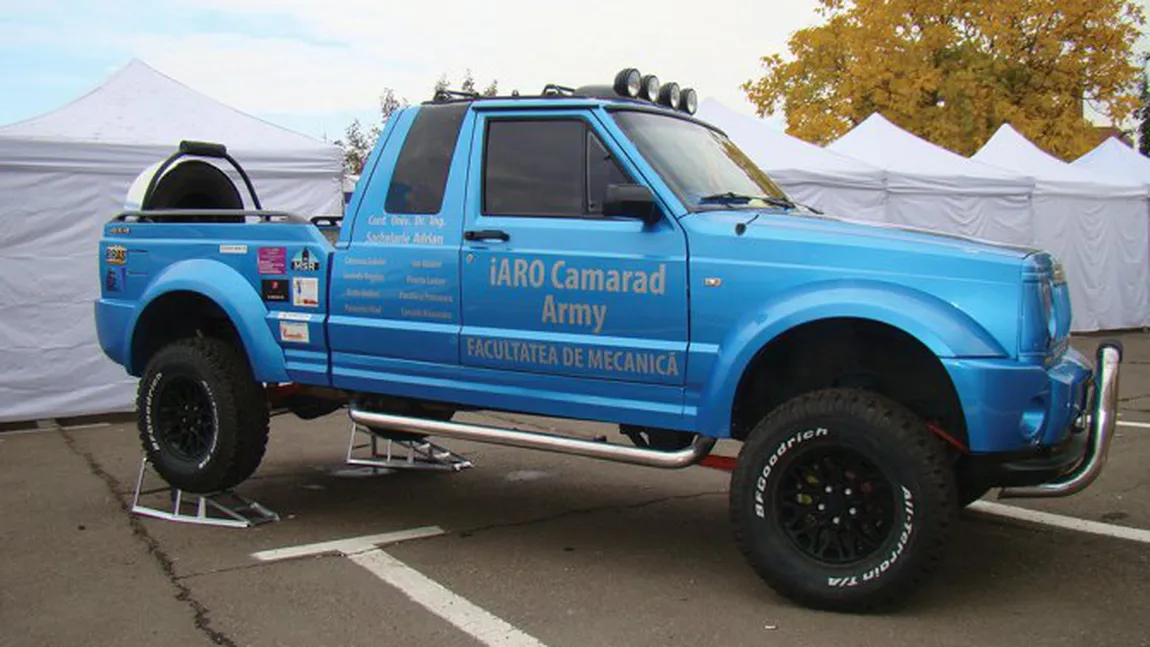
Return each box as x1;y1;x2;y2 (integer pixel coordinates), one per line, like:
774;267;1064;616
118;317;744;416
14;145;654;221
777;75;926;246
482;118;632;219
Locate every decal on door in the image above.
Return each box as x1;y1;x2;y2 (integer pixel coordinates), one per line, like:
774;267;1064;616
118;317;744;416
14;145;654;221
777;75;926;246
463;336;681;379
487;257;667;335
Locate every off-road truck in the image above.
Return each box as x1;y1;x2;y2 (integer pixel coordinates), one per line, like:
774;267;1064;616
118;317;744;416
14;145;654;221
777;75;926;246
96;68;1121;611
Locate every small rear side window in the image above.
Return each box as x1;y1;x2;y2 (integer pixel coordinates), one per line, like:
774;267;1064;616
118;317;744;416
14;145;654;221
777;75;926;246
385;104;468;214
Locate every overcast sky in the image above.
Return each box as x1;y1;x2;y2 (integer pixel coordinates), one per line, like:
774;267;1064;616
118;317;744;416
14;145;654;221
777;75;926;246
2;1;1146;142
0;0;822;140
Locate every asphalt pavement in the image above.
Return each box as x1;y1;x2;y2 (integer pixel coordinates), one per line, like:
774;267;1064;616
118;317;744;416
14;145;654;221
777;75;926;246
2;332;1149;646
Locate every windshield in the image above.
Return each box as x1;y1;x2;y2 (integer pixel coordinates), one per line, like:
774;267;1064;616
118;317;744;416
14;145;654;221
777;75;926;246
612;110;789;211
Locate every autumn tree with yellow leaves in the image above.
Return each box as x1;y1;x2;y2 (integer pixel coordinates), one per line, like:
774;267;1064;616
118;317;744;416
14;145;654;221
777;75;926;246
744;0;1146;160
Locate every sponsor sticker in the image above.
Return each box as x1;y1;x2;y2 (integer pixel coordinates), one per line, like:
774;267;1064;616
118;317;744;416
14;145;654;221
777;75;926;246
108;226;131;235
105;245;127;265
261;279;288;302
274;311;313;321
279;321;310;344
291;248;321;272
258;247;287;275
105;266;126;293
292;277;320;307
220;244;248;255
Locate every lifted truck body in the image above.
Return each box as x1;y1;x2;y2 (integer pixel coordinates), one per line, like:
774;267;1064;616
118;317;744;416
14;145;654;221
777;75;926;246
95;88;1120;611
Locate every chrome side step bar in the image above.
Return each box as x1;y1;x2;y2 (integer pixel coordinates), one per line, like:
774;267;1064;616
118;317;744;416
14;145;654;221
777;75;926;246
1000;342;1123;499
347;408;716;469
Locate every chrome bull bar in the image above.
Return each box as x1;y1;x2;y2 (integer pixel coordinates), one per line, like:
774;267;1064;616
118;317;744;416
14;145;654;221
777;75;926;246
999;342;1123;499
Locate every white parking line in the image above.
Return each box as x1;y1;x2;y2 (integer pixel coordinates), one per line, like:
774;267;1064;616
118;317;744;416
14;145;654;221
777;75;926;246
970;501;1150;544
349;549;548;647
254;527;550;647
252;526;446;562
1117;420;1150;430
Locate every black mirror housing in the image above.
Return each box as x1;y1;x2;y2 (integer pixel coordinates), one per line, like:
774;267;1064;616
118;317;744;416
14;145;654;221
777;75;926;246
604;183;659;225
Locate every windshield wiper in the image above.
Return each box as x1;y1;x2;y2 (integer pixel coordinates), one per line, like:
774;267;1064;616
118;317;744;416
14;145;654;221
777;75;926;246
698;192;796;209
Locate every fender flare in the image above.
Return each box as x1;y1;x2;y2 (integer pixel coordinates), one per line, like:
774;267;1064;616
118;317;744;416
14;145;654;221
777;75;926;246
695;280;1006;437
124;259;289;383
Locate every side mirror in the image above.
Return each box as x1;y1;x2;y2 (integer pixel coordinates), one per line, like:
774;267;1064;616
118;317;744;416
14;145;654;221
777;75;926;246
604;184;660;225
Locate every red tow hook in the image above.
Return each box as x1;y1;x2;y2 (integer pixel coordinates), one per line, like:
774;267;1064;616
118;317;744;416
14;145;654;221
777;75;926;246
927;422;968;454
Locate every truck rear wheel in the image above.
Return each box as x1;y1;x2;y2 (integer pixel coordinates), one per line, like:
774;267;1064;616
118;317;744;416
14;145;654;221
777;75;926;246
730;388;956;612
137;337;269;493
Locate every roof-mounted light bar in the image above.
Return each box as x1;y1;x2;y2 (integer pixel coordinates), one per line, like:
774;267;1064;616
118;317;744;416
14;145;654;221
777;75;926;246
640;75;660;101
681;88;698;115
614;68;642;98
611;68;697;115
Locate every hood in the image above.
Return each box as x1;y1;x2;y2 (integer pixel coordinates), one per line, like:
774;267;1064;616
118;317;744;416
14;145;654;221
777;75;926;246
780;209;1037;258
682;208;1035;358
686;207;1035;268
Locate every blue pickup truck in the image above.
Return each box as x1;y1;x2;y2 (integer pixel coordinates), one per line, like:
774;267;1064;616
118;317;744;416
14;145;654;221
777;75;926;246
96;69;1121;612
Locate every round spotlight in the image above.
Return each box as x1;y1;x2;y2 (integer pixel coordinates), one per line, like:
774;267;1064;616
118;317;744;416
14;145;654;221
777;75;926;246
658;82;681;110
640;74;660;101
680;88;698;114
614;68;642;98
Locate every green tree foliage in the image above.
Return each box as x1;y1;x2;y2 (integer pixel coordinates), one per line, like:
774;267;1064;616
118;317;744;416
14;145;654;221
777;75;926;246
435;69;499;97
334;88;407;175
337;71;497;175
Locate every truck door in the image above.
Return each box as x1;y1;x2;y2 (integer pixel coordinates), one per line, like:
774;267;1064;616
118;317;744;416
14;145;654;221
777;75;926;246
327;105;469;391
459;109;688;387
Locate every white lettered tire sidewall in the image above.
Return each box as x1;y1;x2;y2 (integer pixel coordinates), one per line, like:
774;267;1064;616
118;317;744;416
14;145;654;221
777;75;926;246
731;389;956;611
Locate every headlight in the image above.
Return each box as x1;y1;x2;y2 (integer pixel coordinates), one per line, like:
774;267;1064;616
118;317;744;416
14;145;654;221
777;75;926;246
1019;253;1065;361
1040;279;1055;341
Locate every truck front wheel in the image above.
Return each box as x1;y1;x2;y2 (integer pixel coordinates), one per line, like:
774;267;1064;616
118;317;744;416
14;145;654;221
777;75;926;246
730;388;956;612
137;337;269;493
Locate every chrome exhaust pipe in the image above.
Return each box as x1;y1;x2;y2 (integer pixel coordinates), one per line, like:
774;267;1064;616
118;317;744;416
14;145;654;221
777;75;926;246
999;342;1123;499
348;407;715;469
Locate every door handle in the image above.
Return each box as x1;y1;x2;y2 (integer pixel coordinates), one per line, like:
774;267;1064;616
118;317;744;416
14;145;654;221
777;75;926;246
464;229;510;242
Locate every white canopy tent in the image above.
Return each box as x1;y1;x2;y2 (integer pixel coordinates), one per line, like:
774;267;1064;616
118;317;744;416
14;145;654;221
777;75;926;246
1073;138;1150;189
0;60;343;422
828;114;1035;246
973;125;1150;332
696;99;886;222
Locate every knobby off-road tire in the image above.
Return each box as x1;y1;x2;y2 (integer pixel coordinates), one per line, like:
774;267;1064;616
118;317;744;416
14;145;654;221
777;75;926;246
137;337;269;493
730;388;957;612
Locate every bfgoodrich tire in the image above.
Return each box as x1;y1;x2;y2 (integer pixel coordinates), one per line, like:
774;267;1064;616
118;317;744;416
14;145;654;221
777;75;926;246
137;337;269;493
730;388;956;612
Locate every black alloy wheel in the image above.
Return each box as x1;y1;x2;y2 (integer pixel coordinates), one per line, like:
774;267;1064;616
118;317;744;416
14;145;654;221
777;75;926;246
154;375;216;463
776;447;895;565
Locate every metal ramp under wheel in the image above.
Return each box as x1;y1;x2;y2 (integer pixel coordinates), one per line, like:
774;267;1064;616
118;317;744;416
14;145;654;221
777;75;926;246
346;422;473;472
130;457;279;528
